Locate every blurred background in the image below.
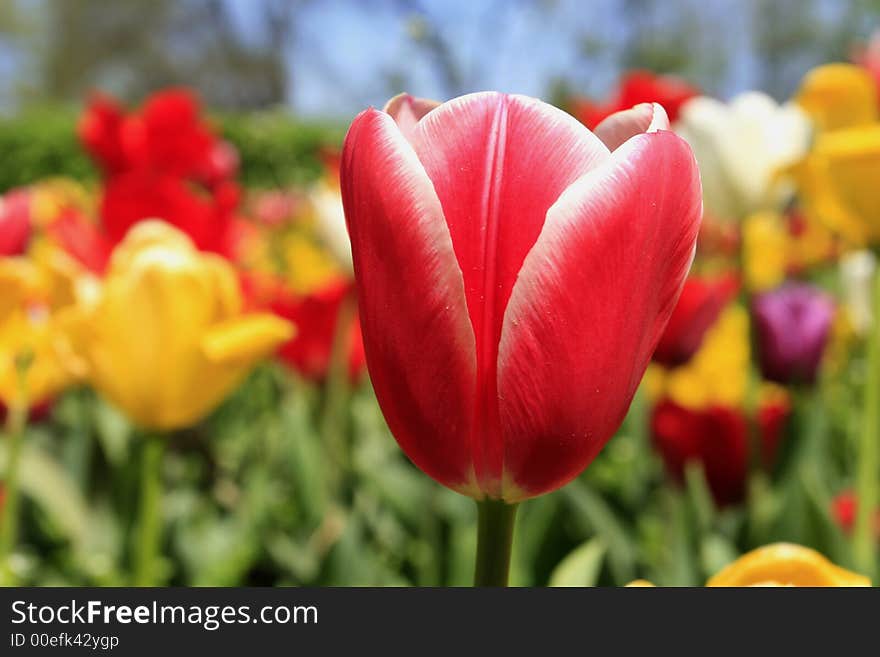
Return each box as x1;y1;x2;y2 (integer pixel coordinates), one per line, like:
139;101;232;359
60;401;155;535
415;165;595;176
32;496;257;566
0;0;879;587
1;0;880;114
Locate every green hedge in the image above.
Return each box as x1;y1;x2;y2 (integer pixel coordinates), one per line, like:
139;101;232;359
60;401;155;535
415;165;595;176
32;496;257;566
0;109;345;191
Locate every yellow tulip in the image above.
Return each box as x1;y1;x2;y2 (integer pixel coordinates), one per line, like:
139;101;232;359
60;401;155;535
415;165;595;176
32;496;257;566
0;251;87;408
742;211;789;292
792;125;880;245
707;543;870;587
73;221;293;431
654;305;750;410
626;543;869;587
282;231;343;294
796;63;878;132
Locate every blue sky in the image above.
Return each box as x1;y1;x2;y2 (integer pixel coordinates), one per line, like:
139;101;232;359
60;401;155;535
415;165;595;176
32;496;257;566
1;0;874;117
223;0;789;118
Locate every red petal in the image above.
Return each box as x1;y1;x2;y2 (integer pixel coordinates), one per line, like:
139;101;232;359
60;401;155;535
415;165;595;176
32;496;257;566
653;272;739;367
341;108;478;494
410;92;608;493
497;131;702;499
0;188;32;256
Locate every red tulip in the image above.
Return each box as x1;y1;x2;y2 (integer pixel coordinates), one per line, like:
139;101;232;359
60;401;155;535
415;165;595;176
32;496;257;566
197;140;240;188
0;188;32;256
341;93;702;501
100;170;237;256
653;273;740;367
119;88;216;178
78;92;128;174
651;398;789;505
832;490;880;537
572;70;699;130
240;273;365;382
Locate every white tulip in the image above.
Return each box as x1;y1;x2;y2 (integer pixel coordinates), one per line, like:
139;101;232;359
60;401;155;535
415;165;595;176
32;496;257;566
310;179;353;273
675;92;812;221
840;249;877;337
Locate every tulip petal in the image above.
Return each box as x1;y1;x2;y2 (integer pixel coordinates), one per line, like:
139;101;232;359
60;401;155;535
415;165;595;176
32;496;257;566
410;92;609;493
593;102;669;151
202;314;295;365
382;93;441;142
341;108;479;494
497;131;702;500
707;543;871;587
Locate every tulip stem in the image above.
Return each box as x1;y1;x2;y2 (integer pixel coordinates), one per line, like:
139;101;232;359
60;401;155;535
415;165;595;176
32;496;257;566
322;290;357;490
0;400;28;584
474;499;518;586
134;435;165;586
854;266;880;581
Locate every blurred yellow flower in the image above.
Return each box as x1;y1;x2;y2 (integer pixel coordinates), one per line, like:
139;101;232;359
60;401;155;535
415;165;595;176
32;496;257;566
29;178;95;228
282;231;343;295
646;304;786;412
707;543;870;587
786;211;837;273
742;211;788;292
796;64;878;132
0;248;90;408
648;305;750;409
790;124;880;245
72;221;294;431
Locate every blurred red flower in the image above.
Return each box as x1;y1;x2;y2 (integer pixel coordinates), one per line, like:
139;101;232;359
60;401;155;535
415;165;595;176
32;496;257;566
119;89;216;178
0;188;32;256
853;31;880;93
653;273;739;367
240;272;365;383
572;70;699;129
45;208;113;273
70;88;243;266
78;92;128;175
651;397;789;505
100;170;239;256
832;490;880;538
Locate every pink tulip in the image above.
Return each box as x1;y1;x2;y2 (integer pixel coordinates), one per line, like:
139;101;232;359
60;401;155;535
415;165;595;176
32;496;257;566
341;93;702;502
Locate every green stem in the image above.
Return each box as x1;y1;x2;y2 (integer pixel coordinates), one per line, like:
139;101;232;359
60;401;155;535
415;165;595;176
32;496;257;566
854;266;880;581
473;499;518;586
321;290;356;493
133;435;165;586
0;401;28;584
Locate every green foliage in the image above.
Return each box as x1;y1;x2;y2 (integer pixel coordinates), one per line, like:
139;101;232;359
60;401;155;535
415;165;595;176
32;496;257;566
0;109;344;192
5;351;872;586
0;110;94;191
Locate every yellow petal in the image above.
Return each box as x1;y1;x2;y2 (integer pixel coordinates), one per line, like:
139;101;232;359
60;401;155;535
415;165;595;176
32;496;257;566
796;63;878;132
625;580;656;587
742;211;789;292
795;125;880;244
707;543;871;587
202;314;295;365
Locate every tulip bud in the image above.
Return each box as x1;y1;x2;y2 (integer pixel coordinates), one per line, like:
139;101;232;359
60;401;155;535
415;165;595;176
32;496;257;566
752;283;834;385
341;92;702;501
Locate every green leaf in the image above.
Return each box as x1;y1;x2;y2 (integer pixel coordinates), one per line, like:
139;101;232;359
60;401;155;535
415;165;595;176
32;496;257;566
0;440;92;553
549;538;606;587
563;480;636;583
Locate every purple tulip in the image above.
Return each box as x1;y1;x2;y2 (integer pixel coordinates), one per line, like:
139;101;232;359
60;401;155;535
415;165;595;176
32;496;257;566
753;283;835;385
